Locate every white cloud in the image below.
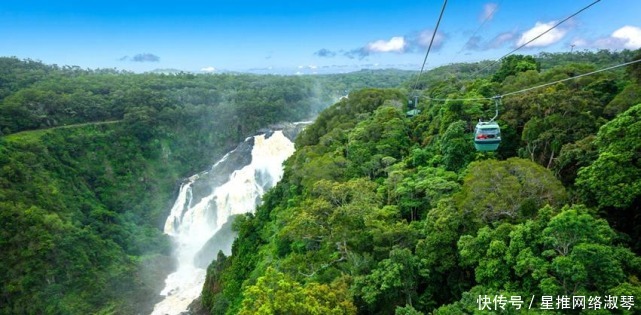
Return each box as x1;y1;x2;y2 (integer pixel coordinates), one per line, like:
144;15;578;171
570;37;588;48
200;66;216;73
480;3;498;22
571;25;641;50
516;21;567;48
612;25;641;49
346;29;446;59
463;31;515;51
592;37;626;49
417;30;445;49
365;36;406;53
489;31;516;49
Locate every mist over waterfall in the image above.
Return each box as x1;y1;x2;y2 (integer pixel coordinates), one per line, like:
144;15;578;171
151;130;296;315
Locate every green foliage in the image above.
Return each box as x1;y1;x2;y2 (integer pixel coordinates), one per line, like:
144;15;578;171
0;59;413;314
238;267;356;315
442;204;641;314
415;199;473;307
537;49;638;71
201;51;641;315
201;251;232;313
385;166;459;222
347;105;410;178
492;55;540;83
6;51;640;314
296;88;407;148
395;304;425;315
460;205;639;296
576;103;641;251
457;158;567;225
440;120;475;171
553;135;598;185
577;103;641;209
605;82;641;118
0;132;171;314
356;248;424;312
0;57;412;136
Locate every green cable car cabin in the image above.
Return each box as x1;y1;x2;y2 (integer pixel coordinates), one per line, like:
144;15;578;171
474;121;501;151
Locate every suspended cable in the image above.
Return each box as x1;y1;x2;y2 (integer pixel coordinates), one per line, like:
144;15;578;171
411;0;448;92
455;0;503;55
473;0;602;76
500;59;640;97
427;58;641;102
427;96;488;102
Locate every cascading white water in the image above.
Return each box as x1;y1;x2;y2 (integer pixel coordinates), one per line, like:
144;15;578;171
151;130;295;315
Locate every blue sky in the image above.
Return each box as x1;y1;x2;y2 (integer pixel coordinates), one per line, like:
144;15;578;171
2;0;640;74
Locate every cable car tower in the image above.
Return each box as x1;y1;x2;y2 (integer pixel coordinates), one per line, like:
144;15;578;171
474;96;502;151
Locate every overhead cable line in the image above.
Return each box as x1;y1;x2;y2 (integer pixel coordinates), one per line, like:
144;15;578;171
412;0;448;91
455;0;503;55
500;59;639;97
474;0;602;76
427;58;641;102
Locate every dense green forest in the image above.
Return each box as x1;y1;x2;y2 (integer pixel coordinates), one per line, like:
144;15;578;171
201;49;641;314
0;57;412;314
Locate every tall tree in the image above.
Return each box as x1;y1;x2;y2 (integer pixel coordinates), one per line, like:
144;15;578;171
456;158;567;225
492;55;540;83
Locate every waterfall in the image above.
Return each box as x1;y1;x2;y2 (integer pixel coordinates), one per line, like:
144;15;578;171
151;130;295;315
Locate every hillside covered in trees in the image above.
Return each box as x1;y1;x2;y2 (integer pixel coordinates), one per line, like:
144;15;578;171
0;58;412;314
200;49;641;314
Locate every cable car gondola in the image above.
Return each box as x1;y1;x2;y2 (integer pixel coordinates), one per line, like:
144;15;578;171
474;121;501;151
406;94;420;117
474;96;502;151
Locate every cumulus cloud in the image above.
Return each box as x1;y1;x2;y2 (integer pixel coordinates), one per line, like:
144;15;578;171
200;66;216;73
591;37;623;49
119;53;160;62
570;38;588;48
366;36;407;53
344;48;367;59
480;3;498;22
464;36;482;50
611;26;641;49
132;53;160;62
464;31;516;51
314;48;337;57
490;31;517;49
344;36;409;59
338;28;446;60
415;30;446;50
570;25;641;50
516;21;568;48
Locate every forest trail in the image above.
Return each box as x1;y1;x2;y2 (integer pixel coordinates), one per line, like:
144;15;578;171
2;120;123;141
